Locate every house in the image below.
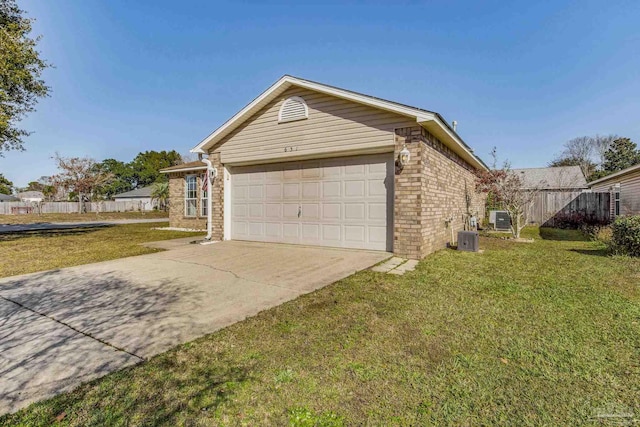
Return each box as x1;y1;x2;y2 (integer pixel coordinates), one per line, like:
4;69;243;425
589;163;640;218
161;75;487;259
0;194;20;202
17;191;44;203
113;186;157;211
511;166;588;191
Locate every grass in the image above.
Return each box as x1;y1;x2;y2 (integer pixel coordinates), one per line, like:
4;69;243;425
2;227;639;425
0;211;168;225
0;223;202;277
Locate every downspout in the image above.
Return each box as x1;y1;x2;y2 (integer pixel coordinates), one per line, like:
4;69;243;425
201;157;217;241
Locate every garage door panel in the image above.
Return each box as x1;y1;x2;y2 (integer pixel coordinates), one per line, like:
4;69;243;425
248;222;263;236
265;184;282;199
322;203;341;220
322;181;341;198
265;222;282;237
231;154;392;251
322;224;341;241
249;204;263;218
233;204;248;218
302;182;320;199
265;204;282;218
345;203;365;220
344;180;365;197
283;183;300;199
344;225;365;243
283;204;299;218
301;203;319;219
283;223;299;238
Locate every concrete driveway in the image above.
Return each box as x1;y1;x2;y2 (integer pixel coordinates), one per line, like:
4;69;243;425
0;240;389;414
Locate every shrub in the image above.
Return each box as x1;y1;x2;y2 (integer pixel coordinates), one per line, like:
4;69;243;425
611;216;640;256
548;211;610;239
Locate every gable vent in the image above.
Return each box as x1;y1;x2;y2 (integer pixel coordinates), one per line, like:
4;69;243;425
278;96;308;123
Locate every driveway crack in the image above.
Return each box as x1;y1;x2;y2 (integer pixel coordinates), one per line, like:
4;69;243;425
163;258;300;293
0;295;145;362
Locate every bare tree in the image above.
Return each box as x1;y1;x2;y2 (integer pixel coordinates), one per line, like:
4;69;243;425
592;134;618;167
50;154;113;212
477;150;540;239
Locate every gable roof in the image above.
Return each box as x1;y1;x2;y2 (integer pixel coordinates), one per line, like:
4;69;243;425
113;186;155;198
17;191;44;199
511;166;587;190
0;193;20;202
160;160;207;173
190;75;488;171
588;163;640;186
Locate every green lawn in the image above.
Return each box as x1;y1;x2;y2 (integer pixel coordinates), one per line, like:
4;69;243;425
0;223;202;277
2;227;639;425
0;211;168;225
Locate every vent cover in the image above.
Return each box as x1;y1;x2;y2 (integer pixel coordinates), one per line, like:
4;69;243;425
279;96;308;123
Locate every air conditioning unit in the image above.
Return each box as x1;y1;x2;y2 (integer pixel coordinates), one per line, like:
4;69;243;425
494;211;511;231
457;231;479;252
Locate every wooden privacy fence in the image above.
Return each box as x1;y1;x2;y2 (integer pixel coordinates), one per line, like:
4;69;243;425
0;200;155;215
528;191;610;226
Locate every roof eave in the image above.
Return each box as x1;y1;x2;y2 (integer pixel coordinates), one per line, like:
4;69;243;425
588;163;640;186
191;75;488;171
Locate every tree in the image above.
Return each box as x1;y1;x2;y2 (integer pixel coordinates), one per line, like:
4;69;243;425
602;137;640;174
97;158;134;199
130;150;182;187
0;173;13;194
50;154;113;211
550;136;596;179
151;181;169;211
25;180;44;192
0;0;51;154
477;149;540;239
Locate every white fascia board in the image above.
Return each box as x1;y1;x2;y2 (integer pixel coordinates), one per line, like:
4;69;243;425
191;76;292;154
160;166;207;174
588;163;640;186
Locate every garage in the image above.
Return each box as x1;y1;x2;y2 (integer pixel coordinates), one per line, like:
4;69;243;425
230;153;394;251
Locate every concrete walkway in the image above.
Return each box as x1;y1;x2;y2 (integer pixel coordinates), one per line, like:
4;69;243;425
0;218;168;234
0;240;389;414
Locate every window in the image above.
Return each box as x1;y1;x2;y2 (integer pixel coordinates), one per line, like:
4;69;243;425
614;184;620;216
185;175;197;217
278;96;308;123
201;173;208;217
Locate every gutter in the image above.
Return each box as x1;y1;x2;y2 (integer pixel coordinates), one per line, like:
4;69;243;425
201;158;218;241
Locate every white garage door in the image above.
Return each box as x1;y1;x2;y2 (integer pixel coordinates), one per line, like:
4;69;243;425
230;153;394;251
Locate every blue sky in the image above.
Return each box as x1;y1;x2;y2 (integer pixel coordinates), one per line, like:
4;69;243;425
2;0;639;186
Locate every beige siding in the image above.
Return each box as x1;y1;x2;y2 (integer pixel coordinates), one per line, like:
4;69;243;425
619;170;640;214
591;169;640;216
211;87;416;164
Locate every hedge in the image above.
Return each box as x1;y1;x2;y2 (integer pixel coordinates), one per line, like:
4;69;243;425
611;215;640;256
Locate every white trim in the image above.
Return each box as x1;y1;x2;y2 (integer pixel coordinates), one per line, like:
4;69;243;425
223;166;231;240
160;165;207;174
184;174;198;217
588;163;640;186
189;75;488;171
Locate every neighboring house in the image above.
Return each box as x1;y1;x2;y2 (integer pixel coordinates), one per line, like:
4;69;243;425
0;194;20;202
113;186;157;211
589;163;640;218
511;166;588;191
161;75;487;259
17;191;44;203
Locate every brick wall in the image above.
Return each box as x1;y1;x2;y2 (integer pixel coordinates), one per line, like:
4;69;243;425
394;126;486;259
168;153;224;237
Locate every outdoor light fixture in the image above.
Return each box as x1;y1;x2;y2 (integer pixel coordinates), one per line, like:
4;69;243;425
398;144;410;168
